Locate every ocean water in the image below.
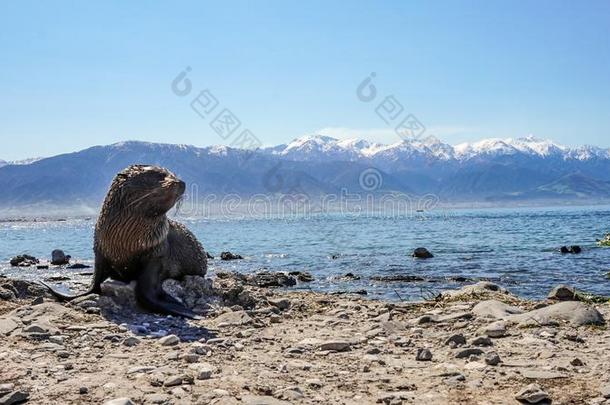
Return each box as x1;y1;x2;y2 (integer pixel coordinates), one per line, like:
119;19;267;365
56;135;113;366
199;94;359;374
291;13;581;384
2;205;610;301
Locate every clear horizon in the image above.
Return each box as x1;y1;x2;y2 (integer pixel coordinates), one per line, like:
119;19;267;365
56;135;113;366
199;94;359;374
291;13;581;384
1;0;610;160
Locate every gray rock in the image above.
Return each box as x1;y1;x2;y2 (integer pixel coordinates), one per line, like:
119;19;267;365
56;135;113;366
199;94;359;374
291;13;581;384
163;375;184;387
0;391;29;405
159;334;180;346
412;247;434;259
103;399;135;405
100;280;137;308
240;395;291;405
484;352;501;366
472;300;524;319
547;284;578;301
515;383;550;403
483;320;507;338
600;384;610;399
196;364;214;380
268;298;291;311
319;340;351;352
0;318;19;335
144;393;170;404
445;334;466;347
122;337;141;347
415;348;433;361
455;348;484;359
214;310;252;327
471;336;493;347
51;249;70;265
444;282;510;299
508;301;604;327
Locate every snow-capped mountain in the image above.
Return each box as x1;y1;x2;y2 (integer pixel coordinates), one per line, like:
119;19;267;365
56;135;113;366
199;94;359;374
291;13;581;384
263;134;610;164
1;135;610;210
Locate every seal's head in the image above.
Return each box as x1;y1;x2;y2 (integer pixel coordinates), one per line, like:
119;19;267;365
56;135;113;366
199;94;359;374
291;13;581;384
111;165;186;217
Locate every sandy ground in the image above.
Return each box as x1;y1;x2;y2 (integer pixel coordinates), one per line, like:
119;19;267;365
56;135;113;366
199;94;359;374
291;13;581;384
1;275;610;405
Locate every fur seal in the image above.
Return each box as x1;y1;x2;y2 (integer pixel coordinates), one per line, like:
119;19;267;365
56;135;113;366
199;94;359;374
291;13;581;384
41;165;207;318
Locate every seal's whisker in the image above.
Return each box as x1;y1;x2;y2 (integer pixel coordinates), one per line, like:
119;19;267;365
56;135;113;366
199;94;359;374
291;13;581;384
128;190;157;208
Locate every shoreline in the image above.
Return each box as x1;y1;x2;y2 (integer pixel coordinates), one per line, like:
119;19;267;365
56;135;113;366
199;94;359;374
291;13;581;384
1;275;609;404
2;200;610;223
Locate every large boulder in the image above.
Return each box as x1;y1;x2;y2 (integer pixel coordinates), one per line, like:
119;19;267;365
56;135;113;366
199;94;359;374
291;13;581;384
547;284;578;301
560;245;582;254
9;254;39;267
51;249;70;265
508;301;604;327
220;252;243;261
443;282;511;300
472;300;524;319
412;248;433;259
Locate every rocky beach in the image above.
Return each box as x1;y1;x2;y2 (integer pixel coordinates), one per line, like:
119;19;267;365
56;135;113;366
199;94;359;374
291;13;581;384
1;272;609;405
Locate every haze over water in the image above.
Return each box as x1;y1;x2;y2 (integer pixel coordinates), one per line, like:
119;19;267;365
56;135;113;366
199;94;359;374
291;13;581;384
2;205;610;301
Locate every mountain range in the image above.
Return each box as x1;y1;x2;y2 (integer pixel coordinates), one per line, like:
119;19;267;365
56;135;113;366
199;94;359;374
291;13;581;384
1;135;610;213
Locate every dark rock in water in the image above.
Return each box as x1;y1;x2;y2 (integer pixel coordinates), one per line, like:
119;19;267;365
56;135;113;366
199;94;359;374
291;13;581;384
412;247;434;259
249;272;296;287
560;245;582;254
288;271;314;282
330;254;340;260
340;272;361;281
548;284;578;301
45;276;71;282
216;271;296;288
66;263;91;269
36;265;49;270
9;254;39;267
51;249;70;265
206;252;214;260
220;251;244;261
371;275;426;282
331;290;368;296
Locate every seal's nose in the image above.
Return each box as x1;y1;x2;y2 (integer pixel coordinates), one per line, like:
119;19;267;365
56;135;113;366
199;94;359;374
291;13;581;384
176;180;186;195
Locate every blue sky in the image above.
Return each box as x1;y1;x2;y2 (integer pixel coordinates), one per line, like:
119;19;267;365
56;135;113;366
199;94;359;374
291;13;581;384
1;0;609;160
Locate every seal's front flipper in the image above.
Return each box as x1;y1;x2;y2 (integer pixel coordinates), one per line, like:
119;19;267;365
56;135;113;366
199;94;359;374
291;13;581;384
135;264;199;319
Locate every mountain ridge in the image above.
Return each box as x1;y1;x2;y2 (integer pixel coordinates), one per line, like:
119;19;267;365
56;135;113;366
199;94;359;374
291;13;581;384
1;135;610;212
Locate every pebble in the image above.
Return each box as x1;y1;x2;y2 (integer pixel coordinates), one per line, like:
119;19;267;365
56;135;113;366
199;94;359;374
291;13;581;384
483;321;507;338
182;353;200;363
57;350;70;358
196;365;214;380
79;387;88;394
103;399;135;405
159;334;180;346
318;340;351;352
570;358;584;367
445;334;466;347
600;384;610;399
415;348;433;361
268;298;291;311
122;337;141;347
514;383;550;404
455;348;484;359
485;352;501;366
163;375;184;387
144;393;171;404
306;378;324;388
0;391;29;405
471;336;493;347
